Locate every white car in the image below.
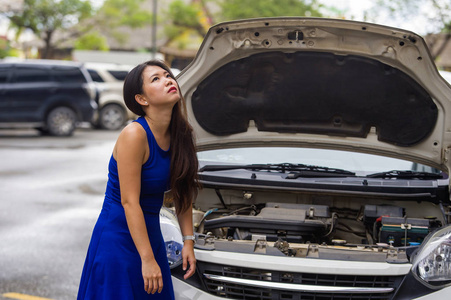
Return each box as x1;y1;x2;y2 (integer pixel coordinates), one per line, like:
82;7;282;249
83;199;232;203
440;70;451;85
159;18;451;299
86;62;136;130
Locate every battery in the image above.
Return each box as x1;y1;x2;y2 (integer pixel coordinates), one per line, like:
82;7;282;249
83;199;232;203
379;216;430;246
363;205;404;225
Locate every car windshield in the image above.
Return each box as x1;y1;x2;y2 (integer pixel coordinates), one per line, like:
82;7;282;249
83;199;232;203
197;147;438;175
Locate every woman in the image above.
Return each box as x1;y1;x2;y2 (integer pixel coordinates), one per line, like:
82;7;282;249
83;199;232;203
78;60;200;299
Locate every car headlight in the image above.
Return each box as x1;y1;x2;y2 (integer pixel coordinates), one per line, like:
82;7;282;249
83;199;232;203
412;225;451;286
160;207;183;269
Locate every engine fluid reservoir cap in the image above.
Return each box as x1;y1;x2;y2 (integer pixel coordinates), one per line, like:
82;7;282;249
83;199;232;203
332;239;346;245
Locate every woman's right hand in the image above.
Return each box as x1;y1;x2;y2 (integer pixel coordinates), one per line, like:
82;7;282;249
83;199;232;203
142;258;163;294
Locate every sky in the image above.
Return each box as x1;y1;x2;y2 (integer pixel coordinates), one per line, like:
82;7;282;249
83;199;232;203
324;0;435;35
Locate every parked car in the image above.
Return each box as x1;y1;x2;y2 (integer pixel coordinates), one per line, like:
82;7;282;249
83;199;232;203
158;18;451;299
440;70;451;85
0;59;97;136
85;62;136;130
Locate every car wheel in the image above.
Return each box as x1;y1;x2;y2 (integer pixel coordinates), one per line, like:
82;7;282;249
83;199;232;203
99;104;126;130
46;107;77;136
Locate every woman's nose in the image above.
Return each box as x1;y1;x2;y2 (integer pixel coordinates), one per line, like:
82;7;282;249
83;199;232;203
165;77;174;85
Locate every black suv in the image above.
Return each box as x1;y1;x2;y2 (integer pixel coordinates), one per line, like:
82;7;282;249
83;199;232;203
0;59;97;136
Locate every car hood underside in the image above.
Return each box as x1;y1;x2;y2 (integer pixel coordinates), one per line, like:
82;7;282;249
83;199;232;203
178;17;451;174
192;51;437;147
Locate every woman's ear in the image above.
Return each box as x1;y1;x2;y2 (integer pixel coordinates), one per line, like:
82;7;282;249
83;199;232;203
135;94;148;106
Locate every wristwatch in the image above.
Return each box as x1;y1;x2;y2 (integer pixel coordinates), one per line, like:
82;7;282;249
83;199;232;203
183;235;196;243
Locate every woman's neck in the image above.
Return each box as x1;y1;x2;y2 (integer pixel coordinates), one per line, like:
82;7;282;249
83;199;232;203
143;106;172;136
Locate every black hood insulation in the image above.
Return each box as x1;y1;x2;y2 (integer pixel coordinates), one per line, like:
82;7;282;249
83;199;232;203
192;51;437;147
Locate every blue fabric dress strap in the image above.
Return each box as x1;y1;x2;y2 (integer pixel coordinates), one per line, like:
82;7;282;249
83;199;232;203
134;116;152;143
133;116;171;156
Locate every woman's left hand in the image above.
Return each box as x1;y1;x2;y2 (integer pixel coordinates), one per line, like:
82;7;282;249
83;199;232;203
181;240;196;279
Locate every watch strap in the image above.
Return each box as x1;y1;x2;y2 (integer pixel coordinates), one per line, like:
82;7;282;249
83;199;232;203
183;235;196;242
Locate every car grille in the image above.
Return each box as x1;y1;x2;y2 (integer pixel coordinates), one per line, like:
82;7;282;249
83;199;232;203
197;262;404;300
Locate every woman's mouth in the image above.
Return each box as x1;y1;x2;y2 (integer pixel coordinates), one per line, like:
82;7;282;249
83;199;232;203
168;87;177;93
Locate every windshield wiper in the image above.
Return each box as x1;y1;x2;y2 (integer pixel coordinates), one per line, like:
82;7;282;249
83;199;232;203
199;163;356;177
366;170;442;179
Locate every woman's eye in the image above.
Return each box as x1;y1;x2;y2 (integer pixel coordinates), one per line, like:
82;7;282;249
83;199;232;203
151;77;159;82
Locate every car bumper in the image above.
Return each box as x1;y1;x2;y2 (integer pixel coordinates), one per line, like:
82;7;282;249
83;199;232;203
413;287;451;299
173;275;451;300
171;250;451;300
172;276;224;300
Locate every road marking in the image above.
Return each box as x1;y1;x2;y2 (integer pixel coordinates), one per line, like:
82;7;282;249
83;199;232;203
2;293;54;300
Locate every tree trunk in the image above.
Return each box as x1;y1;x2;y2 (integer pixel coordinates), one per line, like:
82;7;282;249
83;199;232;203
41;30;54;59
432;33;451;61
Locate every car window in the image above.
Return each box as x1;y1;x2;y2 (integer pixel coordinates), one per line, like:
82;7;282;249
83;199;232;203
88;69;104;82
0;65;10;83
14;66;52;83
197;147;432;174
53;66;87;83
107;70;128;81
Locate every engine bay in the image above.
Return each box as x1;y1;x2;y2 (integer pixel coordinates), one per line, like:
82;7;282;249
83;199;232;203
190;188;447;263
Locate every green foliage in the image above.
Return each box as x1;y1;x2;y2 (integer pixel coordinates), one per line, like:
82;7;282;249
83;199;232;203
3;0;154;57
0;48;20;59
0;38;10;58
164;0;207;41
163;0;324;50
8;0;93;35
216;0;324;21
74;32;109;51
90;0;153;47
5;0;93;58
168;0;203;28
99;0;153;28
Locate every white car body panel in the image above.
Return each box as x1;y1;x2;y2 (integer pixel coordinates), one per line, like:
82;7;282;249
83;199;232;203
178;18;451;174
194;249;411;276
168;17;451;300
173;277;226;300
413;287;451;299
173;277;451;300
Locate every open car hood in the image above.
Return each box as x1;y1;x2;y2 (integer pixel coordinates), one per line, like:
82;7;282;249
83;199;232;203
177;18;451;174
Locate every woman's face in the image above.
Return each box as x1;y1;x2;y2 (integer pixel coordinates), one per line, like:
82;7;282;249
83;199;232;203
139;65;181;108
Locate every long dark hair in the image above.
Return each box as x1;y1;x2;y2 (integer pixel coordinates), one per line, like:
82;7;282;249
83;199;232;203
123;60;200;214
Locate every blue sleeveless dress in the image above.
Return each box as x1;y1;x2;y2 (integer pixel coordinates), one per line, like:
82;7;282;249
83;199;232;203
77;116;174;300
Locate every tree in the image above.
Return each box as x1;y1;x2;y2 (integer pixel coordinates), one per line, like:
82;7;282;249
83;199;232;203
372;0;451;60
88;0;153;48
163;0;324;50
0;37;13;58
216;0;323;21
3;0;154;57
96;0;153;29
5;0;93;58
163;0;212;49
166;0;210;38
74;31;109;51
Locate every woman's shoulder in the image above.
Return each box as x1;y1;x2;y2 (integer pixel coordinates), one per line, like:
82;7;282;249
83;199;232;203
123;121;146;134
117;122;147;145
113;121;148;160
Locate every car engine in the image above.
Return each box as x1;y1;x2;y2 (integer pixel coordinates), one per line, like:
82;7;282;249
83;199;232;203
189;189;445;263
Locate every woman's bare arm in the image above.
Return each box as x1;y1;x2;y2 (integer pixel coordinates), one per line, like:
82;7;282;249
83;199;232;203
115;123;163;294
177;203;197;279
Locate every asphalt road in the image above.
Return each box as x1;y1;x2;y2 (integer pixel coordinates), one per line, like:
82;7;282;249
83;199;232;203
0;127;121;300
